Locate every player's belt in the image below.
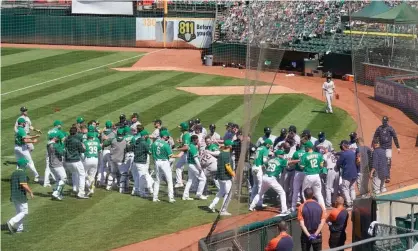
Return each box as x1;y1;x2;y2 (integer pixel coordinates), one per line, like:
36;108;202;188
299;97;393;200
86;157;98;158
155;159;168;161
264;174;276;178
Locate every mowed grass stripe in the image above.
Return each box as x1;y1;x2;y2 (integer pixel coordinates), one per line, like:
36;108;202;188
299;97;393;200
270;96;323;134
2;70;117;110
1;47;32;56
1;49;70;67
1;51;142;94
1;50;114;81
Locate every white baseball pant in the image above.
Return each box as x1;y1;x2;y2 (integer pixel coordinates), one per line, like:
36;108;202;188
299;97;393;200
84;157;98;192
183;164;207;198
291;171;305;210
209;179;232;212
153;160;174;201
250;175;288;212
340;178;356;207
97;149;110;186
8;201;28;232
134;162;154;195
250;165;263;203
66;161;86;197
302;174;325;208
50;166;67;197
124;152;134;173
14;145;39;178
372;174;387;195
326;169;340;207
280;169;295;208
325;92;333;113
44;151;56;186
175;152;187;185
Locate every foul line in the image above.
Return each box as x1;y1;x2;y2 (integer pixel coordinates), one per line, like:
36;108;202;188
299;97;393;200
1;49;165;96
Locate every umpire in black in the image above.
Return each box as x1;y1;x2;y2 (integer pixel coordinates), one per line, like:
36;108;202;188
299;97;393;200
372;116;400;183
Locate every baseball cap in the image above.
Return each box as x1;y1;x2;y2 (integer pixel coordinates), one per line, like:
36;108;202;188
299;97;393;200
119;114;126;120
289;125;297;133
225;122;233;127
140;130;149;136
88;125;95;132
17;158;29;168
179;122;189;131
76;117;84;124
280;128;287;134
304;141;314;149
116;128;125;136
275;149;285;156
105;121;113;128
53;120;62;127
194;118;201;124
264;127;272;133
48;132;58;140
349;132;357;138
224;139;234;147
263;139;273;146
382;116;389;121
318;131;325;138
160;130;170;137
153;119;162;124
87;132;95;138
131;112;139;118
20;106;28;112
17;118;26;124
302;129;311;137
209;124;216;130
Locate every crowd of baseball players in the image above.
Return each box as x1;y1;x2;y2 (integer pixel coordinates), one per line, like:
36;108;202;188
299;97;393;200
8;105;400;234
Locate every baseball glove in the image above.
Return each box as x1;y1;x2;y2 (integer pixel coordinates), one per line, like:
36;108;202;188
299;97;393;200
335;93;340;100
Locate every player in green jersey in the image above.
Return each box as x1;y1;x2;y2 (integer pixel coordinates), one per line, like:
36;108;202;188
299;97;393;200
151;131;181;203
208;140;235;216
175;122;191;188
249;150;294;216
300;141;325;207
250;139;273;203
83;132;101;196
182;135;207;200
123;126;135;191
14;117;41;182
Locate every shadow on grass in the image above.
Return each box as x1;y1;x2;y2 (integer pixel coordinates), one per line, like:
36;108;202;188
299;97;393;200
311;110;327;114
2;161;17;166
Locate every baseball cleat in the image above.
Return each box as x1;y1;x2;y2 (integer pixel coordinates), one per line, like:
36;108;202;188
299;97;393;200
208;205;216;213
87;191;94;197
6;221;15;234
248;207;255;212
52;194;63;201
174;183;184;188
153;198;160;202
220;211;232;216
43;184;51;188
182;197;194;201
169;198;176;203
33;176;40;183
196;195;208;200
77;195;89;199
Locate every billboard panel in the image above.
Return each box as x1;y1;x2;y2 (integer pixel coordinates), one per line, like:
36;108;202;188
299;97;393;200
72;0;134;15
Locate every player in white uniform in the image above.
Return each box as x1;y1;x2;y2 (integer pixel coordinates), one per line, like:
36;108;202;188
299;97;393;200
193;124;206;152
322;73;335;114
208;124;221;144
348;132;358;151
288;126;301;148
194;118;207;136
201;136;220;190
150;119;162;142
314;132;334;153
255;127;277;148
14;106;42;152
130;113;141;130
323;147;339;208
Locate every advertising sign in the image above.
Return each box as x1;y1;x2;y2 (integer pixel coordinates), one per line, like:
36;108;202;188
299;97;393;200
72;0;134;15
136;17;214;48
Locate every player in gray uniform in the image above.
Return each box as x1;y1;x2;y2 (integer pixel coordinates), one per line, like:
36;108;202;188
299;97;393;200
194;118;207;136
348;132;358;151
14;106;42;152
47;132;68;201
301;129;317;145
372;116;400;183
256;127;277;148
322;147;339;208
315;132;333;153
130;113;141;129
97;121;115;187
104;129;127;192
208;124;221;144
355;137;372;196
150;119;162;142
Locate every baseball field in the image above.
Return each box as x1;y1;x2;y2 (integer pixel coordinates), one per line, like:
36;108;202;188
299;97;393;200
1;47;356;251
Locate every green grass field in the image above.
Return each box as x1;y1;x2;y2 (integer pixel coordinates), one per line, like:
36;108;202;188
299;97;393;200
1;47;356;251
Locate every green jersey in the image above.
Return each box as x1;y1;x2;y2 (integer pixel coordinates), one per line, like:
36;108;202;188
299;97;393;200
187;143;199;164
47;127;60;140
151;139;172;161
254;145;269;166
292;149;306;172
133;138;149;164
182;132;191;147
265;157;287;177
300;151;324;175
130;134;141;145
207;143;219;152
10;169;28;203
216;151;233;181
124;134;134;152
15;127;27;146
84;139;101;158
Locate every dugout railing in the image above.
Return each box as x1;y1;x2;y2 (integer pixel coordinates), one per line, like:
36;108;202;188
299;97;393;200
198;212;301;251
